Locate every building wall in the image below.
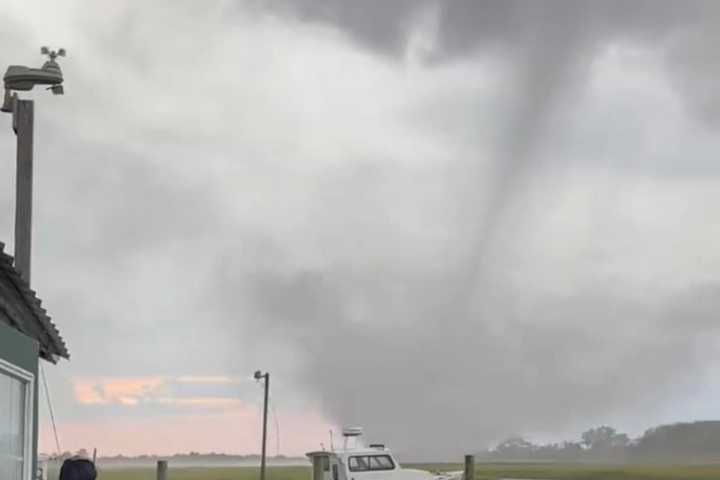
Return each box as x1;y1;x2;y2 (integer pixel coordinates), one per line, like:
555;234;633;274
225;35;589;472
0;319;40;480
0;318;39;372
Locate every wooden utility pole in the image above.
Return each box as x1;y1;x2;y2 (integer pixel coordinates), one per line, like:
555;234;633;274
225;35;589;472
254;370;270;480
12;98;33;284
464;455;475;480
156;460;168;480
260;372;270;480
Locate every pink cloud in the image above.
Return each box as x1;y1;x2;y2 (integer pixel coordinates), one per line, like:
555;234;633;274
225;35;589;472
39;410;334;457
73;376;246;409
55;376;335;456
175;376;238;384
75;377;165;406
154;397;245;408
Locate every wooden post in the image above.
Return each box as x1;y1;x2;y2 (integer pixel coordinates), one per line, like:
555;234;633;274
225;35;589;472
463;455;474;480
13;99;33;284
157;460;168;480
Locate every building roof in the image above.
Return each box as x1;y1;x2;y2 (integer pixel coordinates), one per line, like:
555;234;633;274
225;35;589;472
306;451;330;458
307;447;391;458
0;242;69;362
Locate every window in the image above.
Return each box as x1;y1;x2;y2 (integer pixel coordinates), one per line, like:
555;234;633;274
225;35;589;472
349;456;368;471
348;455;395;472
0;359;33;480
369;456;394;470
322;456;330;472
332;464;339;480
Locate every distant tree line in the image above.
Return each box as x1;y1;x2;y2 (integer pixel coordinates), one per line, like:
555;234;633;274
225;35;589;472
44;420;720;464
482;421;720;463
44;450;301;462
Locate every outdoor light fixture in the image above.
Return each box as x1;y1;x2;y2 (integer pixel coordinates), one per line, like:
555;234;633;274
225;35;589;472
1;47;66;284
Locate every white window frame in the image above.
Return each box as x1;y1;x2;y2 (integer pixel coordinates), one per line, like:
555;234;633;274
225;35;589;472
0;357;35;480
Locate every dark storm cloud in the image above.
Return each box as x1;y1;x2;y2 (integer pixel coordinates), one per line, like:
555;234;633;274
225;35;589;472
258;0;701;58
215;256;720;458
27;142;216;258
257;0;720;274
212;0;720;456
665;28;720;126
4;0;720;457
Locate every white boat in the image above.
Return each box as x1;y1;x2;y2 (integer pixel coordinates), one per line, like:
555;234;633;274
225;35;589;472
306;427;463;480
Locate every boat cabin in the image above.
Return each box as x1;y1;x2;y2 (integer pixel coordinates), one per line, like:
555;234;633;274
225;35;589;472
307;428;445;480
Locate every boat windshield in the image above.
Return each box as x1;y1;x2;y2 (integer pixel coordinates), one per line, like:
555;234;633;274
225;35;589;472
348;455;395;472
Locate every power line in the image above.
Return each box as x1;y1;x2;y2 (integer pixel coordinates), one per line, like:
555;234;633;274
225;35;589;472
40;364;62;455
270;398;280;457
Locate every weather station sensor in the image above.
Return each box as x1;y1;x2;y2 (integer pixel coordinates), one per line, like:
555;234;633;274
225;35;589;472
2;46;66;112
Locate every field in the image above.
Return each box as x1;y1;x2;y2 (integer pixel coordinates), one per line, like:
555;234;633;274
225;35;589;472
46;463;720;480
415;462;720;479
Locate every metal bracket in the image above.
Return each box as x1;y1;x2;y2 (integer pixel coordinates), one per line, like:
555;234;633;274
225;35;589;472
11;93;19;133
1;89;17;114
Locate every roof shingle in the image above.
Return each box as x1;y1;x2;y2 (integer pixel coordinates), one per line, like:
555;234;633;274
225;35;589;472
0;242;69;362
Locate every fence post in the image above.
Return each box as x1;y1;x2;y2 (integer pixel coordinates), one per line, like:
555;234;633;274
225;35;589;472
157;460;168;480
463;455;474;480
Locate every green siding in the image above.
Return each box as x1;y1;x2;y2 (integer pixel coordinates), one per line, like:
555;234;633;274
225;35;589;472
0;320;40;479
0;318;39;373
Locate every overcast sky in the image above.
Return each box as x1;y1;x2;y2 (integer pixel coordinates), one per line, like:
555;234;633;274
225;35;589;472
3;0;720;459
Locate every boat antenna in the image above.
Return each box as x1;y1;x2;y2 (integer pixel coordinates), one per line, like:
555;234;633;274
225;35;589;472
329;430;335;452
320;442;325;452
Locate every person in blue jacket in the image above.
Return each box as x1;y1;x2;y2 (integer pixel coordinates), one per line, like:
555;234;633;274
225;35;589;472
59;456;97;480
